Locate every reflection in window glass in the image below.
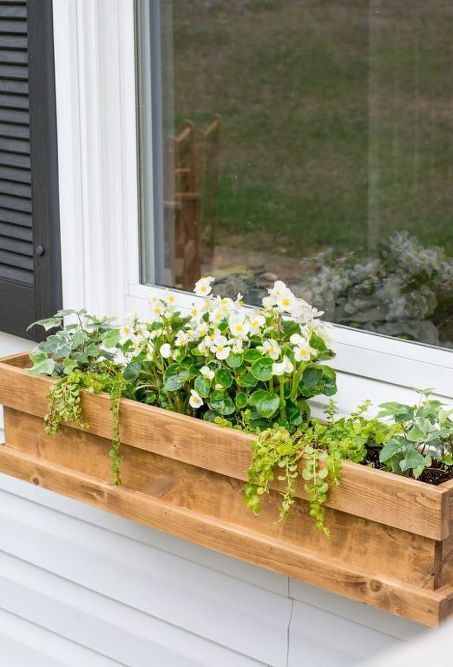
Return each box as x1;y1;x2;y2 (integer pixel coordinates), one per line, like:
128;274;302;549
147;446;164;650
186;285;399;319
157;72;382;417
137;0;453;349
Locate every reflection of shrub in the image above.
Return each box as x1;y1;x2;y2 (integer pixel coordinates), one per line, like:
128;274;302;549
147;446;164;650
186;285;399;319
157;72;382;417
307;232;453;346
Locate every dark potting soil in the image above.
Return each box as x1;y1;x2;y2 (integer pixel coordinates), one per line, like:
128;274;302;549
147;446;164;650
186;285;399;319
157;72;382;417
363;445;453;486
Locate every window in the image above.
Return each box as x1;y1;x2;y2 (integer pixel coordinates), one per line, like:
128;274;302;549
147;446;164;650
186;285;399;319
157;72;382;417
137;0;453;353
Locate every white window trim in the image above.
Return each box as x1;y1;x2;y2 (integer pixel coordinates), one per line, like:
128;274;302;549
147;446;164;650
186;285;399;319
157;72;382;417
53;0;453;407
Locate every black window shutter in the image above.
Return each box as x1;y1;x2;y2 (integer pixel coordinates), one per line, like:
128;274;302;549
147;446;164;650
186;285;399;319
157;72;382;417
0;0;61;341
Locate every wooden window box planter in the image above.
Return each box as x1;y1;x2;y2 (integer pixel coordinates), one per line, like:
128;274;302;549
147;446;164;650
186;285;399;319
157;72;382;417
1;352;452;626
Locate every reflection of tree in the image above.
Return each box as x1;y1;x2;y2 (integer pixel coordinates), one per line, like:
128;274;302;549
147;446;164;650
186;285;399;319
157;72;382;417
307;232;453;347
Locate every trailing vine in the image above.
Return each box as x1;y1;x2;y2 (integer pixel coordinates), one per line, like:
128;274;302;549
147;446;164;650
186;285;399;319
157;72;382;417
44;371;88;435
244;400;394;534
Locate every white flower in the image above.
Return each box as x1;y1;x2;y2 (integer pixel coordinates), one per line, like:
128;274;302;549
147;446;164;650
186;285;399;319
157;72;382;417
200;365;214;380
294;344;313;362
146;342;155;359
175;330;189;347
209;308;224;325
210;334;231;360
160;343;172;358
164;291;176;306
290;333;308;347
193;321;208;338
136;324;151;339
276;289;297;313
150;298;164;321
218;297;235;315
228;315;250;339
189;302;205;321
189;389;203;409
272;356;294;376
194;276;215;297
269;280;287;298
121;324;133;339
261;338;281;361
249;312;265;334
231;338;244;353
262;295;275;309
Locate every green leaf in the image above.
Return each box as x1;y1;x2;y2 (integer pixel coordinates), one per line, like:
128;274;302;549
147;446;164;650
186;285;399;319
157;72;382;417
379;438;404;463
400;446;427;472
124;361;142;382
208;391;235;416
27;317;62;332
299;365;337;398
248;389;280;419
163;364;191;391
28;357;56;376
243;349;262;363
226;352;243;368
250;356;273;381
102;328;120;349
236;371;257;388
406;418;431;443
235;392;248;408
377;402;415;423
194;375;211;398
63;358;78;374
215;368;233;389
309;332;334;359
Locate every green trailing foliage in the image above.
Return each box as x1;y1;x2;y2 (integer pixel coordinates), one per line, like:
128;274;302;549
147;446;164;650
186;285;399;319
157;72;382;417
244;400;396;533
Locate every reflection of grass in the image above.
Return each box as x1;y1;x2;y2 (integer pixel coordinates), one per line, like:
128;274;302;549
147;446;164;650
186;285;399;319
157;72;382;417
169;0;453;256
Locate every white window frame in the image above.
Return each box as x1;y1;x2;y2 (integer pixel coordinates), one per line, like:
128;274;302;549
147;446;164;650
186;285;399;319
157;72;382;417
53;0;453;411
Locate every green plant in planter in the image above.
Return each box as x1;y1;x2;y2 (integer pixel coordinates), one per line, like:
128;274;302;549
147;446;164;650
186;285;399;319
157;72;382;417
245;400;394;533
29;280;337;488
118;278;337;432
378;389;453;478
28;310;124;484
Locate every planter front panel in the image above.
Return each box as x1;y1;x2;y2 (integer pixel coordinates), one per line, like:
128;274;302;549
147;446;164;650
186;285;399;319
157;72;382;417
1;353;453;626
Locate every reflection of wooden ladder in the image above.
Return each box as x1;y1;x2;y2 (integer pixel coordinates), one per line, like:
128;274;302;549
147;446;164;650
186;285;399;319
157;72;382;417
200;114;221;250
164;115;221;290
165;121;201;291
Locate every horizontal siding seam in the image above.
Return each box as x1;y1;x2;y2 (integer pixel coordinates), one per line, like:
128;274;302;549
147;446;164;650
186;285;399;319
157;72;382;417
0;605;126;666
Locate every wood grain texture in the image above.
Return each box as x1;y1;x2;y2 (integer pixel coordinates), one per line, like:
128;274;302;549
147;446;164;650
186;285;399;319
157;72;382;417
3;408;441;591
0;444;452;627
0;355;448;540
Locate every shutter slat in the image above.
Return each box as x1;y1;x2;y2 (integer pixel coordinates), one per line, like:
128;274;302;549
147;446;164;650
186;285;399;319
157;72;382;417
0;220;32;240
0;63;27;78
0;248;33;270
0;164;30;182
0;47;26;63
0;6;26;19
0;78;27;94
0;34;26;49
0;121;28;137
0;262;32;284
0;193;31;212
0;234;32;255
0;92;28;108
0;136;29;153
0;178;30;197
0;107;28;123
0;19;26;34
0;150;29;167
0;206;31;226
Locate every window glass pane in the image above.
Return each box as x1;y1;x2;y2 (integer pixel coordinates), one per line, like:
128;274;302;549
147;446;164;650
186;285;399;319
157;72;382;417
137;0;453;350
